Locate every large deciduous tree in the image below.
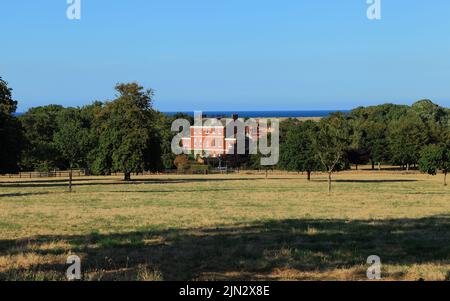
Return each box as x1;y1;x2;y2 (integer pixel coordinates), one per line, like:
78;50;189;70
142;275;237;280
19;105;65;171
411;99;448;124
419;144;450;186
347;118;370;170
364;120;389;170
313;113;351;193
95;83;155;181
388;112;428;170
54;108;92;192
279;120;321;181
0;77;23;174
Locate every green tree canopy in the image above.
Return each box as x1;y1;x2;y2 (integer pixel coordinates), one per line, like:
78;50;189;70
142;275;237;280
19;105;65;171
388;112;428;170
362;120;389;170
94;83;155;181
347;117;370;170
0;77;17;115
411;99;448;124
279;120;321;180
54;108;92;191
419;144;450;186
0;77;23;173
313;113;351;193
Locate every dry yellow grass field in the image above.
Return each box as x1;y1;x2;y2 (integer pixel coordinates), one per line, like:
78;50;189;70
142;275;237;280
0;169;449;281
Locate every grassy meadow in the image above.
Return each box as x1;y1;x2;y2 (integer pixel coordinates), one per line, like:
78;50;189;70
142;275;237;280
0;169;450;281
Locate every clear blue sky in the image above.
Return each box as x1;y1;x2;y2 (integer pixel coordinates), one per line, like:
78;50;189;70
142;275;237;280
1;0;450;112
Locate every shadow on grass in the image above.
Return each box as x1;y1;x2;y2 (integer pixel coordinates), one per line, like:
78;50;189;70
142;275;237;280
0;192;49;198
109;188;242;194
312;179;419;183
1;215;450;280
0;177;283;189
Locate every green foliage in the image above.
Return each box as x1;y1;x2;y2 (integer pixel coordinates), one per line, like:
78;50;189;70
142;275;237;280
348;100;450;170
0;77;17;115
248;152;265;170
348;118;388;169
52;108;94;190
53;108;92;168
0;115;23;173
419;144;450;185
19;105;65;171
93;83;156;180
314;113;351;173
78;102;104;174
388;112;428;169
364;121;389;166
411;99;448;124
279;120;321;178
346;117;369;168
348;105;412;169
172;112;194;125
312;113;351;192
4;73;450;187
147;111;175;171
0;78;23;173
349;103;410;124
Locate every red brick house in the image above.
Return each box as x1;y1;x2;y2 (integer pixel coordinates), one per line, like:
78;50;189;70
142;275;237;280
182;125;234;158
181;117;268;159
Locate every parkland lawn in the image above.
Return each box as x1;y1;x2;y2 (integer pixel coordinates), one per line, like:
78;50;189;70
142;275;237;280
0;170;449;281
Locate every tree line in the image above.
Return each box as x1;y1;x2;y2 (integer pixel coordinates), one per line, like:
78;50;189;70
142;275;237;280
0;78;183;189
1;77;450;192
277;101;450;191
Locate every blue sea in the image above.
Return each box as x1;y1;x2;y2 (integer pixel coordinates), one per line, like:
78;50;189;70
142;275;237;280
163;110;349;118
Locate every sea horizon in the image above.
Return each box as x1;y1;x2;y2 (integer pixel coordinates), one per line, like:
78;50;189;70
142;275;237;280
163;110;350;118
14;110;350;118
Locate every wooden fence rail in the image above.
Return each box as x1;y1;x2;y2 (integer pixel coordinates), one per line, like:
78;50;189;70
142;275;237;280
0;169;304;179
0;170;86;179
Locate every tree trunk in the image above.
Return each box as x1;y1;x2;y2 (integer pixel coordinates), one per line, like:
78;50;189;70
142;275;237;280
68;166;73;193
371;161;375;170
378;162;381;171
445;172;448;187
265;168;268;179
406;164;410;171
124;172;131;181
307;170;311;181
328;172;332;194
355;164;358;171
